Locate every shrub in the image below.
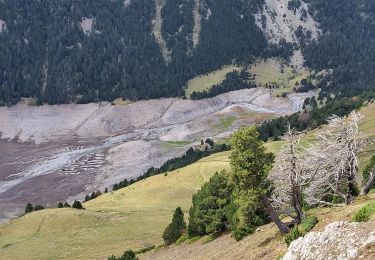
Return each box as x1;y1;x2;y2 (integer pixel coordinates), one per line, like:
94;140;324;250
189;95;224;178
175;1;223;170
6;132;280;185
108;250;137;260
300;216;318;233
162;207;186;245
57;202;64;208
134;245;155;254
34;205;45;211
25;203;33;213
175;233;189;245
72;200;83;209
285;226;302;245
352;202;375;222
63;202;71;208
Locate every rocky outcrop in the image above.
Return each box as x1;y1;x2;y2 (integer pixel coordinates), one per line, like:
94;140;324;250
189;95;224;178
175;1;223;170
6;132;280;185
283;221;375;260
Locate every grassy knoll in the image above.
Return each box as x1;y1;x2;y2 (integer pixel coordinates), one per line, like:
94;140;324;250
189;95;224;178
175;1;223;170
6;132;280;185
184;59;309;99
185;65;241;98
249;58;309;97
0;152;230;260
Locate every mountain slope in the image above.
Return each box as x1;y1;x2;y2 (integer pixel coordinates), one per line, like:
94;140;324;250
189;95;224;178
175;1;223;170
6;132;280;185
0;152;230;260
0;0;267;105
1;101;374;259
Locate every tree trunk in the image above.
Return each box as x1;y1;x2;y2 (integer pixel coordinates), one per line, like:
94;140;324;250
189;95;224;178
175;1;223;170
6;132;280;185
361;170;375;195
260;194;290;234
292;185;305;224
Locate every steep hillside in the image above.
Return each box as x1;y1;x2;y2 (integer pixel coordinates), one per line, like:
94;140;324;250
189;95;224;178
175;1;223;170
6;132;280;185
141;195;375;260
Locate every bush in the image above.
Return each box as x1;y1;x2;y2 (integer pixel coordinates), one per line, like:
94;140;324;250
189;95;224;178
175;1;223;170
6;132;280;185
134;245;155;254
285;226;302;245
352;202;375;222
25;203;33;213
57;202;64;208
108;250;137;260
300;216;318;234
162;207;186;245
63;202;71;208
34;205;45;211
72;200;83;209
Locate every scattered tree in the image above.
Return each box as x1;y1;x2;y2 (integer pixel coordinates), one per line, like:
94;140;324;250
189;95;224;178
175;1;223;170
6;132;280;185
72;200;83;209
188;171;232;236
162;207;186;245
25;203;33;214
229;126;290;234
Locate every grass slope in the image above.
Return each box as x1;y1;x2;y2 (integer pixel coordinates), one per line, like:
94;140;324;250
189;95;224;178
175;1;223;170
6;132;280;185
0;152;230;260
184;59;309;98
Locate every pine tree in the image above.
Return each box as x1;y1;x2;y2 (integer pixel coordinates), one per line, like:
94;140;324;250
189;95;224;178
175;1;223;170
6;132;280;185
72;200;83;209
162;207;186;245
25;203;33;213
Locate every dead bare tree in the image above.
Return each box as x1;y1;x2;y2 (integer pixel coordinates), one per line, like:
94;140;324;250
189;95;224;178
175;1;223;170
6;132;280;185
270;125;307;224
305;111;368;205
361;156;375;195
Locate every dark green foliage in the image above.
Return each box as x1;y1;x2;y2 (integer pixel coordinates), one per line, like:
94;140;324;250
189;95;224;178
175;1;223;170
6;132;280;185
34;205;45;211
285;226;302;245
190;70;256;99
108;250;137;260
162;207;186;245
104;188;108;193
72;200;83;209
0;0;271;106
25;203;45;213
134;245;155;254
352;202;375;222
288;0;301;12
57;202;64;208
300;216;318;233
84;195;91;202
25;203;33;214
362;155;375;186
188;172;233;236
303;0;375;98
225;197;266;241
63;202;71;208
257;93;375;141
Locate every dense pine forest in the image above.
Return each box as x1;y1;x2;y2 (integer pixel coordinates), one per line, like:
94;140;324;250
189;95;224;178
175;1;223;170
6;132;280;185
303;0;375;97
1;0;375;106
0;0;266;105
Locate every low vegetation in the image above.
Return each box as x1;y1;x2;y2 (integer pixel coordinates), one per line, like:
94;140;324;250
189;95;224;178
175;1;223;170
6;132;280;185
352;202;375;222
162;207;186;245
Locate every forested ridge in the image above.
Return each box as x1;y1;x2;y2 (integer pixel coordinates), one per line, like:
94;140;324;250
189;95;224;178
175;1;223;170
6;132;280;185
0;0;267;105
1;0;375;106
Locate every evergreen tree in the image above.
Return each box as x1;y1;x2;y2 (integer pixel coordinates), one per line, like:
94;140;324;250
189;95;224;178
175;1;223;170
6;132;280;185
229;126;290;235
188;172;232;236
25;203;33;213
72;200;83;209
63;202;71;208
162;207;186;245
57;202;64;208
